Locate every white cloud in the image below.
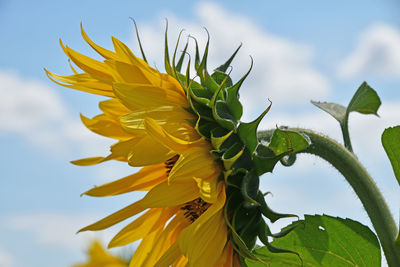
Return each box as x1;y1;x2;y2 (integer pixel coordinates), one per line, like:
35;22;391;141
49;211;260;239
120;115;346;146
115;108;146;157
4;213;116;251
131;2;331;115
0;246;14;267
0;70;112;156
338;23;400;79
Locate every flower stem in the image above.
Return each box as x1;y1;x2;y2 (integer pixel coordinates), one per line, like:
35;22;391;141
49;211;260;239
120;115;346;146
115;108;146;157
258;128;400;267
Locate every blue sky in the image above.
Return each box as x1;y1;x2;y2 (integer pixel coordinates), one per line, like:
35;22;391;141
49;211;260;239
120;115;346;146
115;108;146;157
1;1;400;266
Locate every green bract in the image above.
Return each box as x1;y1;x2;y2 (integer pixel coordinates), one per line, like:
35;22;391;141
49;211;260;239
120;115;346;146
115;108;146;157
159;25;310;263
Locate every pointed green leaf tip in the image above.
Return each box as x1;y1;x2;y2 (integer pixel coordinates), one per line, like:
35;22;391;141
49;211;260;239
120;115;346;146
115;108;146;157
246;214;381;267
348;81;381;115
237;101;271;154
382;126;400;187
130;18;148;63
163;19;173;76
311;101;346;124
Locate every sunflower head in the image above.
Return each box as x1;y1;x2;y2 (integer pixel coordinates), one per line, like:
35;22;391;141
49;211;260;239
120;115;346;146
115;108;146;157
47;21;310;266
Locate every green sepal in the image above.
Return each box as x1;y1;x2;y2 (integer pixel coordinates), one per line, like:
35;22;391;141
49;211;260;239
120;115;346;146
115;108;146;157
210;128;233;151
233;203;259;233
253;144;282;176
236;207;262;250
190;100;214;122
231;148;253;171
216;43;242;73
268;128;310;156
225;168;247;189
225;58;253;121
257;191;298;223
213;101;237;130
258;219;301;239
195;118;219;139
191;36;201;70
175;38;188;73
241;168;260;207
197;29;210;79
226;187;244;213
222;142;244;170
131;18;148;63
211;70;233;90
202;70;221;95
224;199;264;262
257;222;302;265
237;102;271;154
163;20;173;76
171;29;185;79
210;83;237;130
189;81;213;106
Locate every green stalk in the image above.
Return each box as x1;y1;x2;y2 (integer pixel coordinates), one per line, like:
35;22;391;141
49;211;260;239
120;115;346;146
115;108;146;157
258;128;400;267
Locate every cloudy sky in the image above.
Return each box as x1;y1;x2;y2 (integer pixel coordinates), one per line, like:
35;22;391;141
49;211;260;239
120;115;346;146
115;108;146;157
1;1;400;266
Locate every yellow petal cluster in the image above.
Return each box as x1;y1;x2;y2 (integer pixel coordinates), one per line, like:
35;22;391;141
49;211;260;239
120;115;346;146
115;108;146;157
47;24;239;266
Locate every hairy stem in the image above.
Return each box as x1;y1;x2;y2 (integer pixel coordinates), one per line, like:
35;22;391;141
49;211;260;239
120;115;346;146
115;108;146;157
258;128;400;267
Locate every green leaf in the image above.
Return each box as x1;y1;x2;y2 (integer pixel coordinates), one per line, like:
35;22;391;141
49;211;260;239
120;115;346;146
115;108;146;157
348;82;381;115
311;101;346;124
311;82;381;153
246;214;381;267
269;128;310;156
382;126;400;186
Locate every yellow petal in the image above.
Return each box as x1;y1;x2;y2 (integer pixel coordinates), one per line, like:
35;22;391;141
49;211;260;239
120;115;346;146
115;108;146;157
154;242;181;267
141;180;199;208
129;227;163;267
108;208;163;248
105;59;151;84
71;156;107;166
111;36;151;71
144;118;203;154
141;212;188;267
168;146;219;184
127;135;175;166
172;256;188;267
80;23;117;60
45;69;114;97
191;213;227;266
78;200;145;232
60;40;112;81
194;176;219;203
99;98;131;117
83;164;167;197
113;83;188;110
120;105;194;136
80;114;132;140
178;183;225;252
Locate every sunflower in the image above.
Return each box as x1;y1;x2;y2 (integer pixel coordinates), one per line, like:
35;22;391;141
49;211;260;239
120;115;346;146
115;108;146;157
46;24;240;266
47;22;305;267
74;240;128;267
